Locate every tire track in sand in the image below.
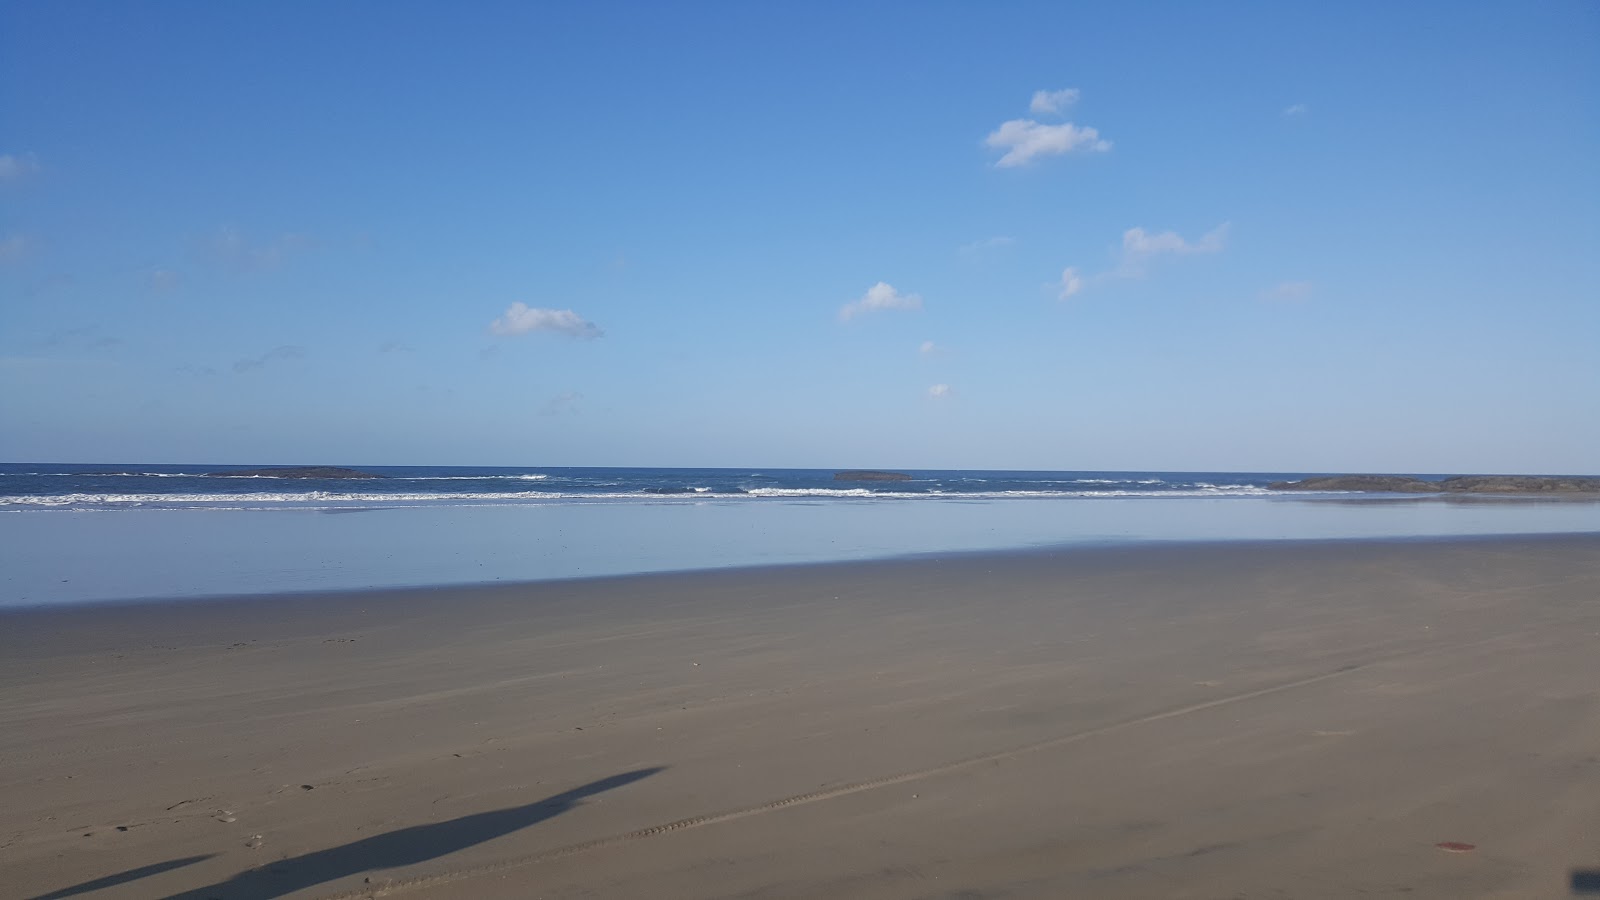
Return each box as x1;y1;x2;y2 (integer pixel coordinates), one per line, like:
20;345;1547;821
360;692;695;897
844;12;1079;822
315;661;1368;898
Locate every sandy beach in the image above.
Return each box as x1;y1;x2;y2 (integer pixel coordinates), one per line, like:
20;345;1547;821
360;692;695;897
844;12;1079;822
3;535;1598;899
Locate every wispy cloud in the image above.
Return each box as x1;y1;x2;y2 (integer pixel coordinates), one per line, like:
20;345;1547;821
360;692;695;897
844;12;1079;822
919;340;940;356
202;227;312;273
1054;223;1229;299
840;282;922;322
0;153;41;181
1029;88;1080;116
540;391;583;416
1282;103;1308;118
1118;223;1229;275
1262;281;1313;302
1057;267;1083;300
958;235;1015;257
0;233;34;264
927;383;952;399
985;119;1111;167
146;269;182;292
489;303;604;339
234;345;306;373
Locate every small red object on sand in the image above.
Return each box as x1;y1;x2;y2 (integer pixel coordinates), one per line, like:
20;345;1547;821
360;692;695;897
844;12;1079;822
1435;842;1476;853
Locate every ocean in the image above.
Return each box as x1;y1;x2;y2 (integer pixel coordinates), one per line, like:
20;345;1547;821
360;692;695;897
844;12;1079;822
4;465;1598;607
0;464;1290;509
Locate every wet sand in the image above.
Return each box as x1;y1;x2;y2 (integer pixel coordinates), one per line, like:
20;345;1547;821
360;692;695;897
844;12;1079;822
2;535;1598;898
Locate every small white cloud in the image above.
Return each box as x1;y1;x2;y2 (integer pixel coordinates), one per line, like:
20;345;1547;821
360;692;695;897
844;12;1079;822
1029;88;1081;116
919;340;938;355
958;235;1015;257
1058;267;1083;300
490;302;604;339
927;383;952;399
0;153;41;181
839;282;922;322
0;233;33;264
234;345;306;373
985;119;1111;167
1119;223;1229;275
146;269;181;292
1283;103;1308;118
1262;281;1313;302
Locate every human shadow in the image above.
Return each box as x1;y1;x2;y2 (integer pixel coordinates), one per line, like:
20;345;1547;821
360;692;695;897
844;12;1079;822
27;855;215;900
39;767;663;900
1573;868;1600;894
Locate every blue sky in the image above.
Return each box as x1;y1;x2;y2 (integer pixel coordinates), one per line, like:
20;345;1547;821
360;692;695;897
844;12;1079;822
2;1;1596;472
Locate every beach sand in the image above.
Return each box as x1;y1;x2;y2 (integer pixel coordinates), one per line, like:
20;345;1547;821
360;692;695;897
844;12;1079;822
2;536;1597;898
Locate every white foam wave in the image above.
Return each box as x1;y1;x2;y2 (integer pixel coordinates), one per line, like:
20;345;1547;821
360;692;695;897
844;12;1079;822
0;484;1275;509
741;487;879;498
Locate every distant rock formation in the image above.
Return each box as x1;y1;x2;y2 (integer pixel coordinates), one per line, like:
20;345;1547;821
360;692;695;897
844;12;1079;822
1268;475;1439;493
1437;475;1600;494
1269;474;1600;494
834;470;913;482
206;466;385;479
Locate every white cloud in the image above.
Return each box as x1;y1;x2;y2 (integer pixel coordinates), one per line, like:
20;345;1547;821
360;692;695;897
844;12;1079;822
234;345;306;373
1283;103;1308;118
1029;88;1080;116
839;282;922;321
927;383;952;399
0;153;40;181
958;235;1015;256
1262;281;1313;302
1057;267;1083;300
1053;224;1228;297
919;340;938;355
490;303;604;339
985;119;1111;167
1119;223;1229;274
0;233;32;264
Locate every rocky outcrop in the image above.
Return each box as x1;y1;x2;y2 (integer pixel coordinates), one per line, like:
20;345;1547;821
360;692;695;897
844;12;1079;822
206;466;385;479
834;470;913;482
1268;475;1439;493
1269;474;1600;494
1437;475;1600;494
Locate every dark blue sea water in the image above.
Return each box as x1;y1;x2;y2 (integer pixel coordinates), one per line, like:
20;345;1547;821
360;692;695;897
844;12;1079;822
1;464;1314;510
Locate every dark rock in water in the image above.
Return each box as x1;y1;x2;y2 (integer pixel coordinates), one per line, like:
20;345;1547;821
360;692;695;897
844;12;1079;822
834;470;913;482
206;466;385;479
1437;475;1600;494
1270;474;1600;494
1268;475;1440;493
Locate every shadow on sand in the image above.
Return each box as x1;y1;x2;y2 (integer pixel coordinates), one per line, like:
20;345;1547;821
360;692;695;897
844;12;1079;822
27;855;216;900
1573;869;1600;895
30;767;664;900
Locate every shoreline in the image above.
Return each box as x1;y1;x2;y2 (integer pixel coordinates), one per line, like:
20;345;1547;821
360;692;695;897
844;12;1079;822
3;535;1598;898
2;528;1597;616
